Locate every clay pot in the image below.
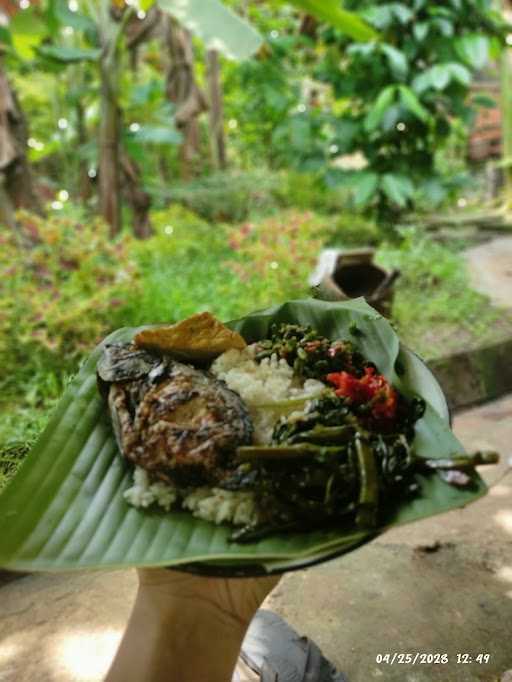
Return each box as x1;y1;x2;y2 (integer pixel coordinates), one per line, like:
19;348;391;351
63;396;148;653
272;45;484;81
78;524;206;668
309;248;399;317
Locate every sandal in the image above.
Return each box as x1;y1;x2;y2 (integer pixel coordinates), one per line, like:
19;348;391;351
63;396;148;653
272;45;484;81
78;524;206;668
233;609;348;682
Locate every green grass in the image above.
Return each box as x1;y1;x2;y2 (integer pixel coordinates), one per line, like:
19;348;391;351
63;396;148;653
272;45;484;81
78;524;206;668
0;403;57;490
376;227;512;361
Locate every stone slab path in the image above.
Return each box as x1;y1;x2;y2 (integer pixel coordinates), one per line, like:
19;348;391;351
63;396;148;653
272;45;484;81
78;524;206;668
1;397;511;682
465;236;512;308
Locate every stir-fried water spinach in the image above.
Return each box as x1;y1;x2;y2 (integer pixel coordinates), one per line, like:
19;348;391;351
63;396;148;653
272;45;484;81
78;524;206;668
222;324;498;542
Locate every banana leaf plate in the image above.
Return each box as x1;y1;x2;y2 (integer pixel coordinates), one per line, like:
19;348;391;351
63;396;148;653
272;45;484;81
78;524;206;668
0;298;486;576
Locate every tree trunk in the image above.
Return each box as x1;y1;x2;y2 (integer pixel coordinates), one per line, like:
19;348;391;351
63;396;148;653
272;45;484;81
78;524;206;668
0;174;17;231
121;153;152;239
299;14;318;39
501;18;512;209
76;100;92;202
98;39;122;236
206;49;227;171
0;62;43;216
126;6;160;77
164;16;208;179
129;45;139;76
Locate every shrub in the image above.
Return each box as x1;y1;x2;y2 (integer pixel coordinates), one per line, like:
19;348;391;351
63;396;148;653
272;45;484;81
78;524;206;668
318;0;506;225
225;210;332;306
0;209;139;403
119;205;246;325
272;170;351;214
158;169;362;222
163;170;282;222
326;213;381;248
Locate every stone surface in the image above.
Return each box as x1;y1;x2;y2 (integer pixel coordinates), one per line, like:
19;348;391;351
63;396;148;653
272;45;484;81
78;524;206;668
465;236;512;309
418;235;512;411
430;337;512;410
1;397;511;681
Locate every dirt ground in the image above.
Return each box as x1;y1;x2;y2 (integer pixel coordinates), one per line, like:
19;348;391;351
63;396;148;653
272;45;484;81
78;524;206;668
0;395;511;682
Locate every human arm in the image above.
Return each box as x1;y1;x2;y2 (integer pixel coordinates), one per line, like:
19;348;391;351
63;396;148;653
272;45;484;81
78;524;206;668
105;568;279;682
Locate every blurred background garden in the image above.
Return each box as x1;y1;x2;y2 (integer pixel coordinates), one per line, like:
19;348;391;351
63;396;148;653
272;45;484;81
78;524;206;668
2;0;512;487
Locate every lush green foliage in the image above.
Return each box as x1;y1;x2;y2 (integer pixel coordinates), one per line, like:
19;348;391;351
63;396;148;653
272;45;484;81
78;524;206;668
4;1;504;225
154;170;282;222
119;205;243;325
0;209;138;368
316;0;506;223
223;31;332;173
121;206;330;326
151;169;353;221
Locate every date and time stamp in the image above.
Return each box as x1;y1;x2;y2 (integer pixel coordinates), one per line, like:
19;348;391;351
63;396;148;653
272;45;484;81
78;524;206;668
375;652;491;666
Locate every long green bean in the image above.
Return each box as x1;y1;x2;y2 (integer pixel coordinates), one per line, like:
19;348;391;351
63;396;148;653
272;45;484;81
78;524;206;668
354;436;379;528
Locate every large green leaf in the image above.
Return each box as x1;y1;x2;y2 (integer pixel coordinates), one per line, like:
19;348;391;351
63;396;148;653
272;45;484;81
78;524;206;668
351;172;379;207
37;45;101;63
364;85;396;131
132;125;183;145
0;299;485;574
286;0;377;42
455;34;489;70
430;64;452;91
361;5;393;30
398;85;429;122
157;0;262;60
413;21;429;41
381;44;408;80
390;3;413;24
381;173;414;207
10;8;47;60
448;62;471;86
411;62;471;94
48;0;96;34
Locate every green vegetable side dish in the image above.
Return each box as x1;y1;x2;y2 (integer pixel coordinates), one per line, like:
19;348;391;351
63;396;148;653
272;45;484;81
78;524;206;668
0;299;497;575
217;323;495;542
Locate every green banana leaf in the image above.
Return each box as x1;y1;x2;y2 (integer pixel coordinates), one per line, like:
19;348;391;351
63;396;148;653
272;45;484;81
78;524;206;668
0;298;486;575
158;0;263;61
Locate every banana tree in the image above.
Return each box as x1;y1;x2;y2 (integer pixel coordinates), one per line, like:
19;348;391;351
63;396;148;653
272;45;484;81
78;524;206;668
163;14;208;179
0;60;43;220
28;0;266;232
0;8;45;221
207;48;226;170
29;0;159;236
97;2;131;235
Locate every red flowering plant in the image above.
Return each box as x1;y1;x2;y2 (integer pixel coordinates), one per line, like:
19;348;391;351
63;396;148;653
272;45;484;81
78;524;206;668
224;210;331;306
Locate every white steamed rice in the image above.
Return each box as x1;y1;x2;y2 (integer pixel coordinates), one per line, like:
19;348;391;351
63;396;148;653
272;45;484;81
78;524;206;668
123;344;325;526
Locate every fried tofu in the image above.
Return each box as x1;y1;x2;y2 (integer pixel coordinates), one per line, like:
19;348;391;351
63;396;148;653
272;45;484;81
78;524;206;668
134;312;246;360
